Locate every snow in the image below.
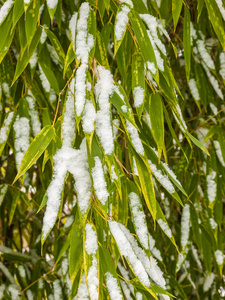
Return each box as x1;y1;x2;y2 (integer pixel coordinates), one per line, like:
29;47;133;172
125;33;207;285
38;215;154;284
214;140;225;167
219;52;225;79
82;101;96;134
114;221;167;290
136;292;143;300
85;223;98;255
75;3;93;64
133;86;145;108
2;82;10;98
126;120;144;155
76;274;89;299
53;279;62;300
147;61;157;75
180;204;190;250
209;218;217;229
47;44;61;67
40;26;48;44
47;0;58;10
29;50;38;69
13;116;30;170
42;149;69;239
196;39;215;69
215;0;225;20
85;224;99;300
105;272;123;300
121;105;127;112
62;257;69;275
207;171;217;203
0;285;5;299
87;256;99;300
210;103;218;116
8;285;19;300
75;63;87;117
62;79;76;147
26;96;41;137
0;185;8;206
174;104;187;131
39;64;50;93
18;265;26;277
148;233;162;261
68;140;92;214
115;4;130;41
202;63;223;99
49;89;57;104
148;160;175;194
91;156;109;205
215;250;224;265
120;280;132;299
95;66;114;155
129;192;149;249
189;78;200;101
43;139;91;238
109;220;150;287
157;219;172;238
26;290;34;300
111;165;118;180
0;0;14;25
218;286;225;297
69;12;78;48
117;262;134;294
132;157;138;175
0;112;14;144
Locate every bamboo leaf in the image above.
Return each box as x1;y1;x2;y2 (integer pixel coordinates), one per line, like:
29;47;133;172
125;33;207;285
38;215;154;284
183;7;191;80
13;125;55;183
149;93;164;159
12;26;42;84
172;0;183;30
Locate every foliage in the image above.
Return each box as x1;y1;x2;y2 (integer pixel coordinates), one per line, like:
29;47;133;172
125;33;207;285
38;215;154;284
0;0;225;299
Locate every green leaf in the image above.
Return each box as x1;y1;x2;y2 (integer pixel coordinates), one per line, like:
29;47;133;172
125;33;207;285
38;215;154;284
47;1;58;21
95;30;110;69
114;3;130;55
129;10;158;80
0;10;13;58
25;0;40;47
185;131;210;156
0;245;32;262
13;125;55;183
13;0;24;27
0;27;15;64
132;146;156;221
205;0;225;50
39;59;60;95
218;128;225;162
110;83;136;127
12;26;42;84
156;201;178;250
64;43;76;78
149;93;164;159
172;0;183;30
132;52;145;120
183;7;191;80
45;28;66;65
70;214;83;285
9;190;20;224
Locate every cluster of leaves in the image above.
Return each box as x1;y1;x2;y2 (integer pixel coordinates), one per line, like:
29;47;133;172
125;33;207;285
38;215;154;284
0;0;225;299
